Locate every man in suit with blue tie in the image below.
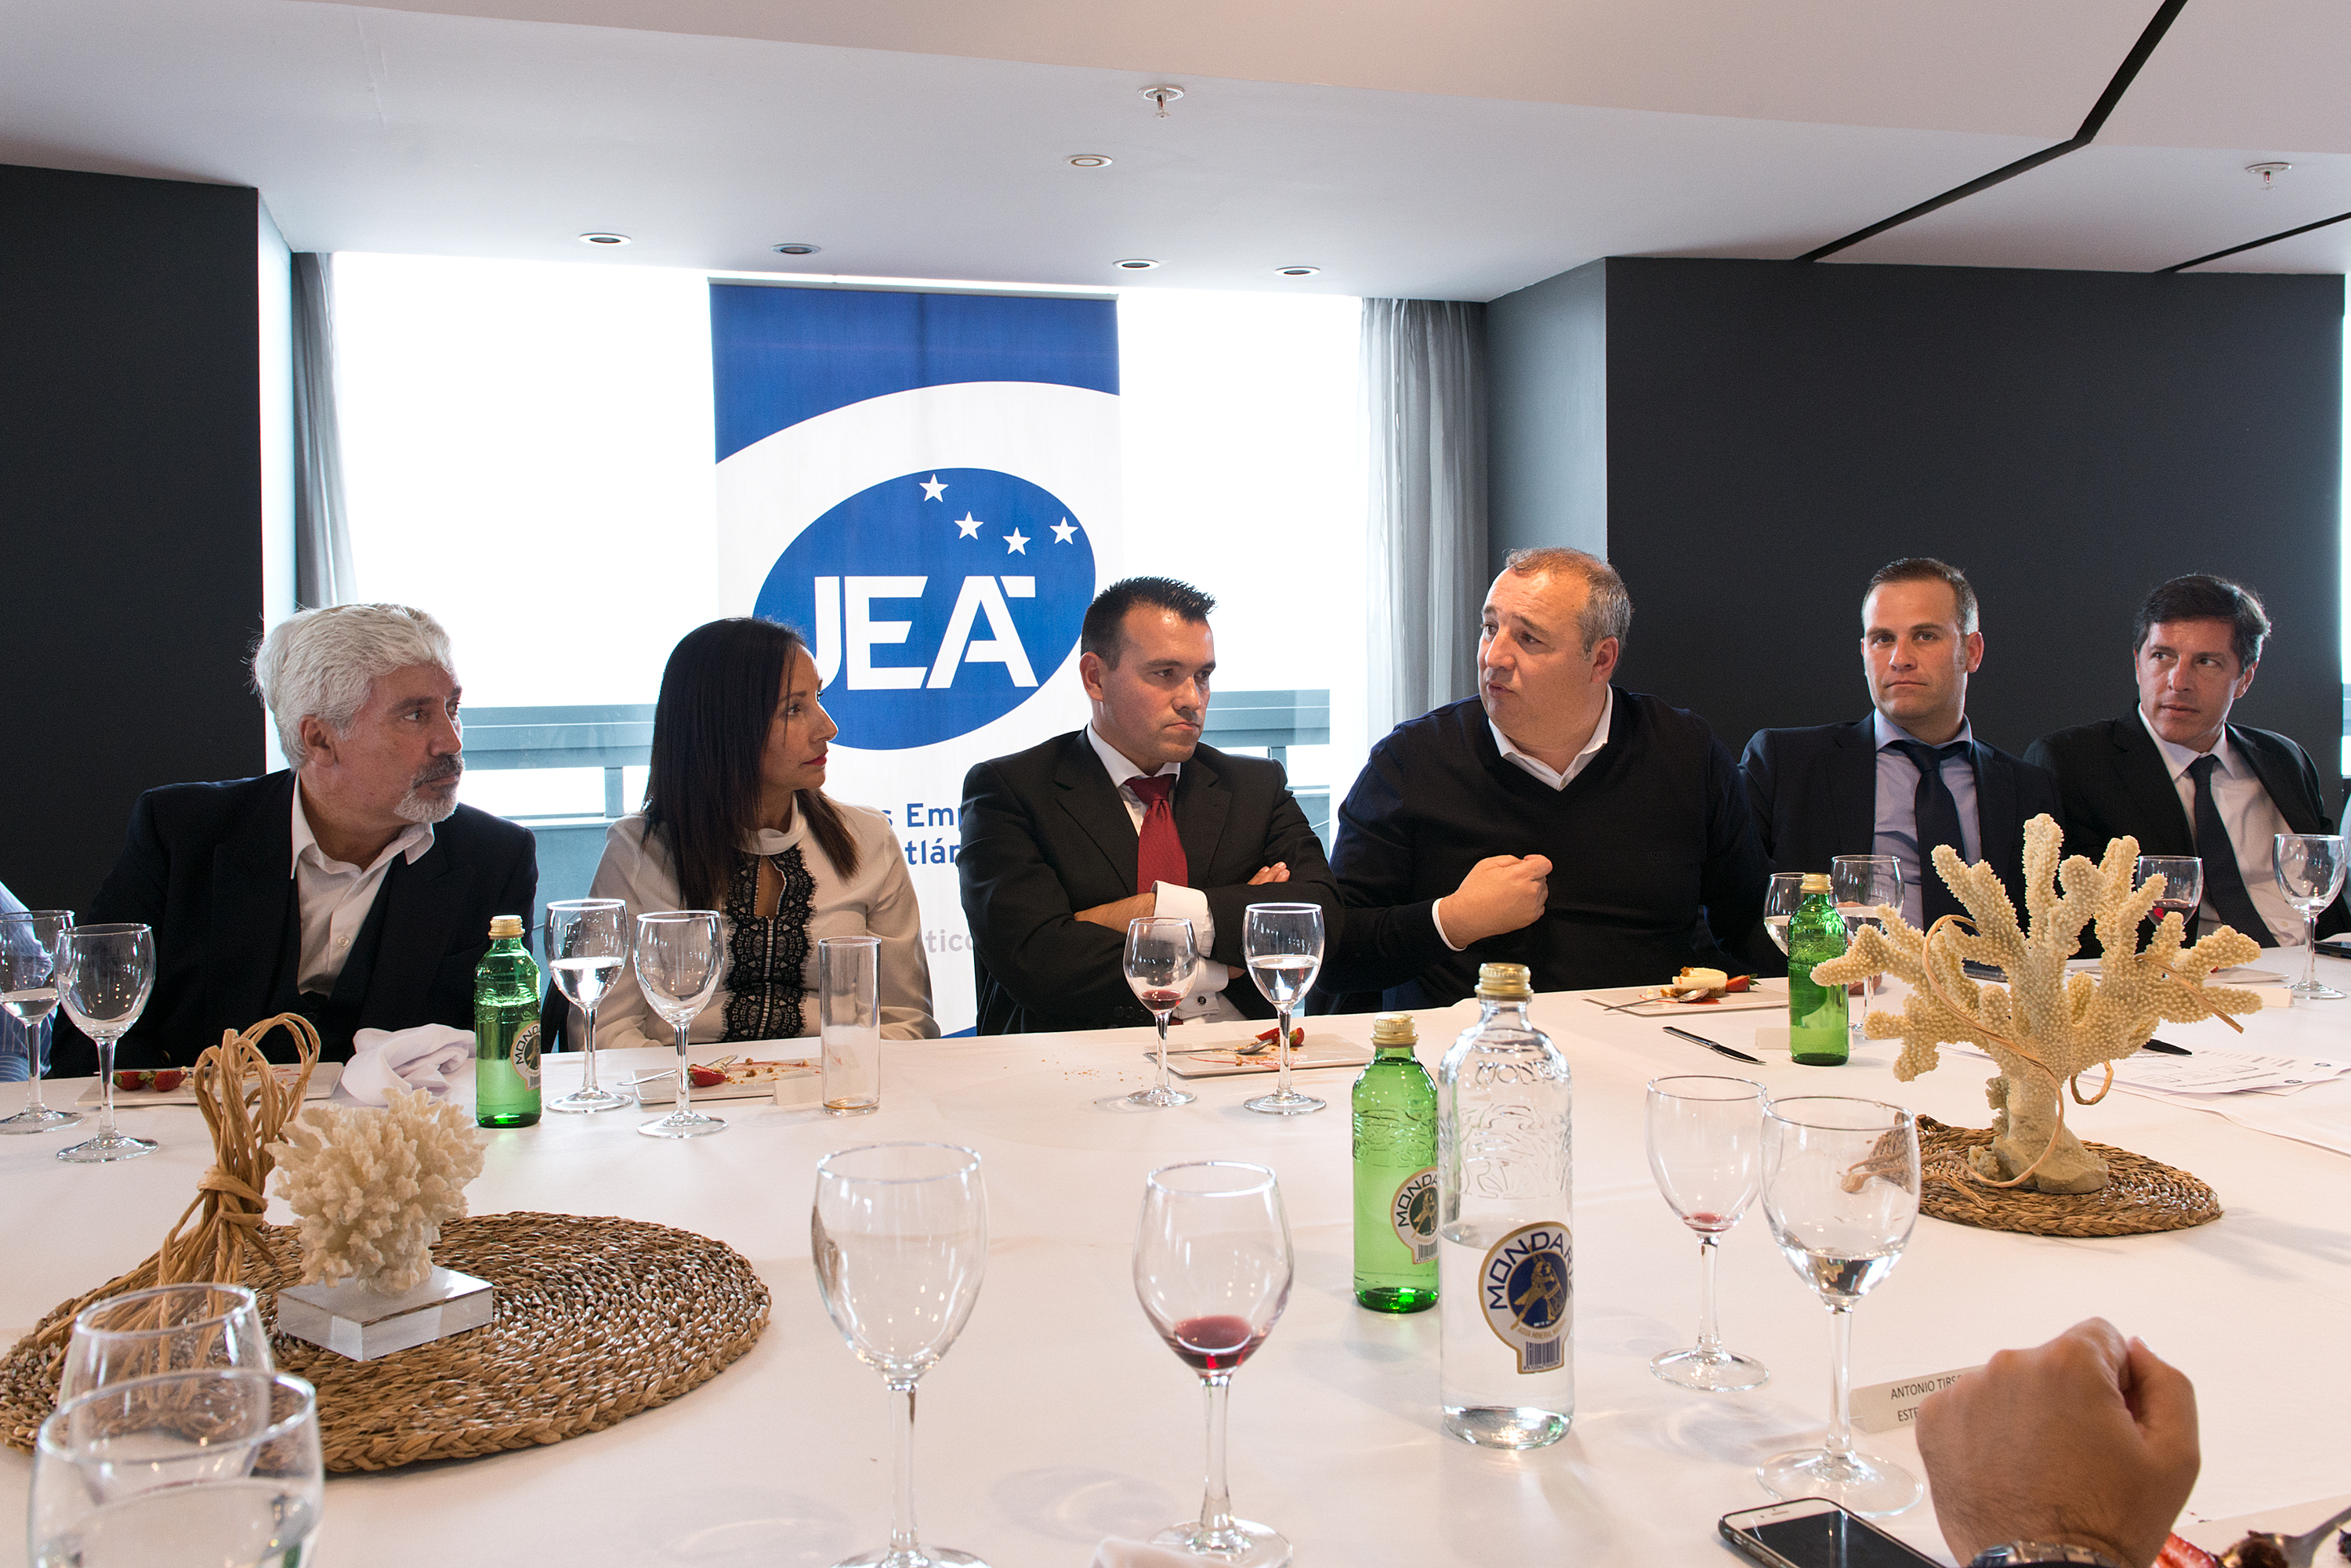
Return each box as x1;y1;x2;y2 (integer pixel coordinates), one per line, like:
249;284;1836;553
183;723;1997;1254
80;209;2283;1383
1741;559;2061;932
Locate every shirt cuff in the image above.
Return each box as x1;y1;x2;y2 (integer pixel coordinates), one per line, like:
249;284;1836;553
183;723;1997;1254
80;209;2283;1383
1431;897;1465;952
1154;881;1216;958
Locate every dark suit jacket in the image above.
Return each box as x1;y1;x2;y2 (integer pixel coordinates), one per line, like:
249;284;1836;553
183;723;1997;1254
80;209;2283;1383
1739;719;2062;918
958;732;1341;1035
2024;712;2348;939
54;772;538;1074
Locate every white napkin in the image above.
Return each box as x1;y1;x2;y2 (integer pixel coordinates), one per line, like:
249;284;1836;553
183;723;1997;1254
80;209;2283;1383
334;1025;473;1106
1088;1538;1204;1568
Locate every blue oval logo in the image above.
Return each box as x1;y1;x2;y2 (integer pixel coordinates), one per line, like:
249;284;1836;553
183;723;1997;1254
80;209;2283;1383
752;467;1097;751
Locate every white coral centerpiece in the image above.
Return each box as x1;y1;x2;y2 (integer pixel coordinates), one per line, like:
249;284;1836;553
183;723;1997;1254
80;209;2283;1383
1811;815;2262;1194
269;1087;486;1294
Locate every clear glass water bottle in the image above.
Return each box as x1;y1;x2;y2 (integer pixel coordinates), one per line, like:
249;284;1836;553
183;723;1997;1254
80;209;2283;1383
1438;962;1573;1448
1788;873;1850;1066
1353;1012;1438;1313
474;914;542;1128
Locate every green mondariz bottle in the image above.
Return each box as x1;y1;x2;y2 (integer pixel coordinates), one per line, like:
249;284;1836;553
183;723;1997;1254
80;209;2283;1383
474;914;543;1128
1787;872;1850;1066
1353;1012;1439;1313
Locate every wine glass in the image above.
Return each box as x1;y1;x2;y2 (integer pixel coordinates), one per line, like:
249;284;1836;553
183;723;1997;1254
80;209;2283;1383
812;1143;991;1568
56;923;157;1164
545;898;633;1114
2135;856;2203;938
1831;856;1903;1027
1644;1076;1769;1392
60;1284;273;1401
1755;1095;1922;1516
1125;917;1200;1108
2274;835;2348;1000
0;909;83;1133
1762;873;1806;957
31;1368;323;1568
1241;904;1324;1117
634;910;726;1139
1133;1161;1295;1567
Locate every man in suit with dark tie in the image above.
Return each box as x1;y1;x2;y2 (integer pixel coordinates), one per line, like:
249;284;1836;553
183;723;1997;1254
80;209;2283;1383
54;603;538;1074
1741;558;2061;932
2025;574;2346;947
957;578;1340;1034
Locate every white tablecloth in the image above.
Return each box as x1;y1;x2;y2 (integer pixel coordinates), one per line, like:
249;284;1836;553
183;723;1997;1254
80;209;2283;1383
5;960;2348;1566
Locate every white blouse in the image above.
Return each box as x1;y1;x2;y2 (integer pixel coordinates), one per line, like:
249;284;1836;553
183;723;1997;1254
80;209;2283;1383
585;805;938;1050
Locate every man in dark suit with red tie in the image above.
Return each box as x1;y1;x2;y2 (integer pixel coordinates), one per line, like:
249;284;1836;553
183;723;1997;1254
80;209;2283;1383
957;578;1340;1035
1741;559;2061;932
2026;574;2346;947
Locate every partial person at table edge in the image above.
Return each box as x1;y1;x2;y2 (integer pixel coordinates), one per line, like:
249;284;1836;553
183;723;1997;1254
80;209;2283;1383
56;603;538;1074
1740;556;2059;931
578;617;937;1053
2024;574;2346;947
1323;546;1770;1009
956;576;1339;1034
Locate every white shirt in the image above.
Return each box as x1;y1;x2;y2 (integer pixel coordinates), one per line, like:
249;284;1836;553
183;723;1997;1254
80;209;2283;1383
1084;726;1243;1022
1435;689;1615;950
2136;706;2303;947
588;806;940;1049
290;786;433;996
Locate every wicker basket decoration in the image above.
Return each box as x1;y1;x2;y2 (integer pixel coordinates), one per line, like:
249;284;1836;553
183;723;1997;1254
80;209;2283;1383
1915;1116;2222;1237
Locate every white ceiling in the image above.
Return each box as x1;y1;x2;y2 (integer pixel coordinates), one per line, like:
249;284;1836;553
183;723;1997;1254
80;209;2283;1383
2;0;2346;299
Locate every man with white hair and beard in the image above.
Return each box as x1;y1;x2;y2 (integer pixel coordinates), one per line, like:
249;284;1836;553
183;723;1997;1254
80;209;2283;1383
54;604;537;1070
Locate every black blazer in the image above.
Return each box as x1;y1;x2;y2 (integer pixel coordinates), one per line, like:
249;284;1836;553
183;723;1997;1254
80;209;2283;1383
1740;719;2062;915
2025;712;2348;939
957;732;1340;1035
54;772;538;1074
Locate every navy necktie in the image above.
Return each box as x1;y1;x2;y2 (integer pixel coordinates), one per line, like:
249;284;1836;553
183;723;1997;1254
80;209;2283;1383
2186;754;2271;947
1891;739;1971;932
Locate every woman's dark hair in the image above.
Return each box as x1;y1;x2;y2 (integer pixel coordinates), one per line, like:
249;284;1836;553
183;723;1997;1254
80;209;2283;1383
643;617;859;907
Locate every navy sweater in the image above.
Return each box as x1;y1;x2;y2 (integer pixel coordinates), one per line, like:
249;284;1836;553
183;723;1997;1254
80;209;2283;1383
1327;692;1770;1008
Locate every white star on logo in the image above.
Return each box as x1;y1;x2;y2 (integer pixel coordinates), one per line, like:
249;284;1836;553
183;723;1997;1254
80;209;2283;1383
954;512;984;539
919;475;947;502
1049;518;1078;544
1003;527;1031;555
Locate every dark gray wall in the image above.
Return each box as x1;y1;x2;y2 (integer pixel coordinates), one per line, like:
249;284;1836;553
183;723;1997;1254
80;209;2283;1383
3;163;270;912
1488;255;2345;806
1488;259;1607;563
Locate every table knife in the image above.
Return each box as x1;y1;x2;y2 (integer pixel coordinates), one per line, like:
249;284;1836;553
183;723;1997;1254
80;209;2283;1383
1661;1026;1762;1065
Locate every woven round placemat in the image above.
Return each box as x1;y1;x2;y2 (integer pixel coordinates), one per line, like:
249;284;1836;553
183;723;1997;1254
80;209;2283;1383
1915;1116;2221;1236
0;1211;768;1472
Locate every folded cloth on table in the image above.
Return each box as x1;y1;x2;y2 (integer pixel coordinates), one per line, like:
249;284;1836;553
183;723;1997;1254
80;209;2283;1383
1088;1540;1204;1568
334;1024;473;1105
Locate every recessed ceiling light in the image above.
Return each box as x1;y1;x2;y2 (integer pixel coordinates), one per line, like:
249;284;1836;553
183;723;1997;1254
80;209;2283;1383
578;232;630;246
1067;154;1113;168
1275;266;1320;278
1114;258;1161;270
771;242;822;256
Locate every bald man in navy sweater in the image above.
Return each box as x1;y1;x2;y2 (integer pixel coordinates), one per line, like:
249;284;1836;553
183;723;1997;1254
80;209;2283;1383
1326;549;1770;1009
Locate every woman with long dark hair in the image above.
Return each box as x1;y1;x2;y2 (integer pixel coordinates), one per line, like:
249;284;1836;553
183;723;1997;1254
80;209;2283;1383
589;617;936;1048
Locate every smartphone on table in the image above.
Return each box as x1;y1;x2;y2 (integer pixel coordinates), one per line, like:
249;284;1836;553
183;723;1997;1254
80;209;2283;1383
1721;1499;1941;1568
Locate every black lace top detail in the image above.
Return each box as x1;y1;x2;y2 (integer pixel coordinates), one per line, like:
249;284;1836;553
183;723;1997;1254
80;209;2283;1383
720;846;816;1041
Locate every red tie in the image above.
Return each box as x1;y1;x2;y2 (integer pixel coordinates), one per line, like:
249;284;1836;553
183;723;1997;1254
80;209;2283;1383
1128;773;1189;892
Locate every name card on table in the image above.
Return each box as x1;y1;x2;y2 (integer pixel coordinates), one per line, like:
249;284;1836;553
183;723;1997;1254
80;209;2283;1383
1849;1365;1981;1433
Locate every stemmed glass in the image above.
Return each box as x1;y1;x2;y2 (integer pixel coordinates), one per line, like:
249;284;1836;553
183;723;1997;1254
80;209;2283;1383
1831;856;1904;1025
634;911;726;1139
1761;873;1806;957
1125;917;1200;1108
1755;1096;1922;1516
1644;1076;1769;1392
2274;835;2348;1000
812;1143;991;1568
1133;1161;1295;1567
2135;856;2203;937
0;909;83;1133
56;923;157;1164
31;1368;323;1567
1241;904;1324;1117
60;1284;273;1401
545;898;633;1114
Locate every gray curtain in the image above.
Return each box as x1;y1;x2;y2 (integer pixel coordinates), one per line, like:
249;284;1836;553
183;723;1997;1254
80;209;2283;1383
292;252;356;610
1362;298;1489;743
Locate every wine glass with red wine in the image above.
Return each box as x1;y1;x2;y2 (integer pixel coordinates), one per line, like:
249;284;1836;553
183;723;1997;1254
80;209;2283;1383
1133;1161;1295;1567
1125;916;1199;1108
1644;1075;1769;1392
2135;856;2203;936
